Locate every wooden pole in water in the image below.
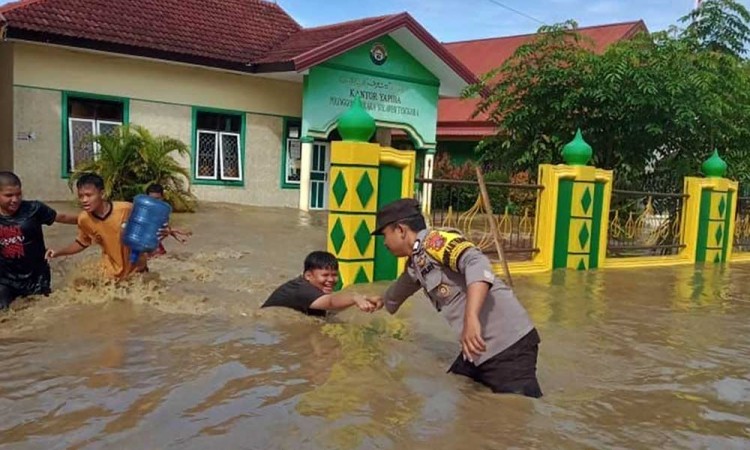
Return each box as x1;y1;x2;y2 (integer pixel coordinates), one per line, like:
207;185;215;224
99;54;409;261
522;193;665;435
476;166;514;288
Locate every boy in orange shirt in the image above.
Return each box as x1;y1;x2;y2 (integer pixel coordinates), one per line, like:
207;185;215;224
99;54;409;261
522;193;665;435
46;173;149;279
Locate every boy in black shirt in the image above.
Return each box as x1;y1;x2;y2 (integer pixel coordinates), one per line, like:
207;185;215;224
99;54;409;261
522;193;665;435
0;172;78;309
263;251;383;316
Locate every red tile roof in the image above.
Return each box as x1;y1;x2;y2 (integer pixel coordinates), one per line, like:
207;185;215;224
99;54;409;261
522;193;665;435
0;1;477;86
437;21;648;136
256;14;396;65
1;0;302;69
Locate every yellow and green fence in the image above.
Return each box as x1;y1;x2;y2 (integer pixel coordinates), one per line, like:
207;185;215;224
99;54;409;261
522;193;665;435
326;99;750;286
418;133;750;276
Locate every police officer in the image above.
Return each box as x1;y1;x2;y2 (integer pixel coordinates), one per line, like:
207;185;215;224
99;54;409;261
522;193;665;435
371;198;542;397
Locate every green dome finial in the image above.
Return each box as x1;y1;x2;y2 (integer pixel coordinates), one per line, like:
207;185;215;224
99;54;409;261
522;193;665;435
337;96;376;142
562;129;593;166
701;149;727;178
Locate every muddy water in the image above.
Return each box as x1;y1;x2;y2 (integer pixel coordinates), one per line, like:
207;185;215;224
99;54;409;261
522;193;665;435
1;203;750;449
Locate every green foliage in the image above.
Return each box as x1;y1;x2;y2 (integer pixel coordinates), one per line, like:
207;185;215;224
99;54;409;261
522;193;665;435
465;2;750;193
69;125;197;212
681;0;750;57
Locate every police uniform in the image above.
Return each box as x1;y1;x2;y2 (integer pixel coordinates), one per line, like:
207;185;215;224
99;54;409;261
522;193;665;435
374;199;542;397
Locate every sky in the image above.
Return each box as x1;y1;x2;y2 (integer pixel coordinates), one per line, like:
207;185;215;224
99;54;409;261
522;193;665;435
276;0;709;42
0;0;730;42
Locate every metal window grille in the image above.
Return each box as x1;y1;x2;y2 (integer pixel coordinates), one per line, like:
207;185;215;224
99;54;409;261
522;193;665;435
196;130;218;179
219;132;242;181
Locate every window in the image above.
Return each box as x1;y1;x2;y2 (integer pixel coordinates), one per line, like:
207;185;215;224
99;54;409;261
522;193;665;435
281;118;302;188
194;110;244;183
64;94;126;173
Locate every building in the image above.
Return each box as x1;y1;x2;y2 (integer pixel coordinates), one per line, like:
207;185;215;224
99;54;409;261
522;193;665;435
0;0;477;210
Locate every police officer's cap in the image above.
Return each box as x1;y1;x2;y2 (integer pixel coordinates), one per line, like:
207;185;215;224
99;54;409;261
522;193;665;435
372;198;422;235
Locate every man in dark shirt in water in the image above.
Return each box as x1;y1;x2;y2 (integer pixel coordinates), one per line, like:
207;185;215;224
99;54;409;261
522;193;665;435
0;172;77;309
262;251;383;317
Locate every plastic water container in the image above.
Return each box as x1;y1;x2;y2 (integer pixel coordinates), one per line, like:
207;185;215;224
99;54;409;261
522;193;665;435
122;194;172;264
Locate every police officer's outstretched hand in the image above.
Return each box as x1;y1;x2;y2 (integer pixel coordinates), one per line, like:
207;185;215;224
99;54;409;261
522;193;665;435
353;295;376;313
366;296;384;311
462;315;486;362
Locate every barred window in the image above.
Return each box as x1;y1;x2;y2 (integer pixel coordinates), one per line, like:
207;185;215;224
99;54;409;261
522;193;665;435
194;111;243;182
66;96;124;172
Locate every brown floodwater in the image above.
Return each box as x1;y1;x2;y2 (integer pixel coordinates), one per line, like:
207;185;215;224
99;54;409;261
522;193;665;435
1;203;749;450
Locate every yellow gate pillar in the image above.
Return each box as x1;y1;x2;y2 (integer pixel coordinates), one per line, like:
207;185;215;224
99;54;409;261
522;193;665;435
327;97;380;288
534;130;613;270
682;150;738;264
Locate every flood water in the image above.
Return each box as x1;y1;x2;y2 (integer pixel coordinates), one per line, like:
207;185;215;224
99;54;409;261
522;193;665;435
1;203;750;449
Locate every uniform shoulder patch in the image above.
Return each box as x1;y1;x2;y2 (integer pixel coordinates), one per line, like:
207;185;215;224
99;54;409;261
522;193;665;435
424;230;475;271
424;231;447;251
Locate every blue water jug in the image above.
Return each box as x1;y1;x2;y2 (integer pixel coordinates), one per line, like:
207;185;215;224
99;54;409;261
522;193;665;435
122;194;172;264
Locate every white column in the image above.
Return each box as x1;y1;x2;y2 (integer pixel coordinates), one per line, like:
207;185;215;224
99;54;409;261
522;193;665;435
422;150;435;215
298;139;313;211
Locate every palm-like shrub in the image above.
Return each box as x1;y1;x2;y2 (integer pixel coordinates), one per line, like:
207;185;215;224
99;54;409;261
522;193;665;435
69;125;197;212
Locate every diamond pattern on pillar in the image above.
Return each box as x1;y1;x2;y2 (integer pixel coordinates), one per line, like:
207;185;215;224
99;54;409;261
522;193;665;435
330;218;346;253
356;172;375;208
578;222;590;249
581;187;592;215
577;258;586;270
718;196;726;219
354;266;370;284
332;172;348;207
354;220;372;255
715;224;723;246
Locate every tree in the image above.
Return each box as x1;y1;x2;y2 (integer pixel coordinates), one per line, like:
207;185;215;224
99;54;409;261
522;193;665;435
681;0;750;58
465;12;750;193
69;125;197;212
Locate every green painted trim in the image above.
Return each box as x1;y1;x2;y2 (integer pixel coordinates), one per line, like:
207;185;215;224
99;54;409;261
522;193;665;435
330;163;380;169
695;188;712;263
300;136;315;144
60;90;130;178
721;191;733;262
280;116;302;190
14;83;294;119
589;182;605;269
552;179;574;269
318;62;441;87
190;106;246;187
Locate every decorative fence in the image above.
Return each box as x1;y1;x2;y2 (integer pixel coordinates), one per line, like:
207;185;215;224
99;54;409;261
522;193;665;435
416;178;542;261
735;197;750;253
408;134;748;274
607;190;687;258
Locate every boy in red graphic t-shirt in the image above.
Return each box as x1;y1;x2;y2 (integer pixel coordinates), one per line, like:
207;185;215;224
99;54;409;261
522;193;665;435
0;172;78;309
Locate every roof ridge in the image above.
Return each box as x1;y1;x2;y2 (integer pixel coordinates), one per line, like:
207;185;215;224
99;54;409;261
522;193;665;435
299;12;399;32
0;0;47;14
257;12;403;63
443;20;644;45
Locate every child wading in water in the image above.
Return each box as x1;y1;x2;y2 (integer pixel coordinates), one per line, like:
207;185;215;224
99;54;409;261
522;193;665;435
145;183;191;258
0;171;78;309
262;251;383;317
46;173;164;279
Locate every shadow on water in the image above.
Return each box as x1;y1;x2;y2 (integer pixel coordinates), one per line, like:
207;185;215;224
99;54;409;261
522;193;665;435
1;203;749;449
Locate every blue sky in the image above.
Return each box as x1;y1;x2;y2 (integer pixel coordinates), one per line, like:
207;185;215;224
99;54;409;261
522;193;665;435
277;0;705;41
0;0;709;42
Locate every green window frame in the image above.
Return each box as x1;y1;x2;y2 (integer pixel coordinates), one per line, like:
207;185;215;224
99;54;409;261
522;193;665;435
191;106;246;187
60;91;130;178
280;117;302;189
